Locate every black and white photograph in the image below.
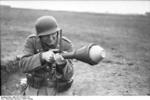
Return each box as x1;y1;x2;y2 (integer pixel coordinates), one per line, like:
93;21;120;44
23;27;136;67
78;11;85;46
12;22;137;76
0;0;150;97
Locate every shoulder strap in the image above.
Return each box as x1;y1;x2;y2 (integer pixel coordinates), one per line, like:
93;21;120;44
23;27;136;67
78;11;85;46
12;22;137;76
60;36;73;52
27;34;36;38
62;36;72;44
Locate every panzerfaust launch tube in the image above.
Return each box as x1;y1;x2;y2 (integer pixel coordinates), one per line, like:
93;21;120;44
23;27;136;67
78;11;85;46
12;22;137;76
61;43;106;65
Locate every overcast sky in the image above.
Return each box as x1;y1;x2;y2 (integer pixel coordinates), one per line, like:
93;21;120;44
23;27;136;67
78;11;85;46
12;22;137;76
0;1;150;15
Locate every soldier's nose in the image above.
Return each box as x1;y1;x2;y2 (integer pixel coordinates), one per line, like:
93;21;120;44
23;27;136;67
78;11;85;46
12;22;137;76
49;35;55;41
49;35;52;41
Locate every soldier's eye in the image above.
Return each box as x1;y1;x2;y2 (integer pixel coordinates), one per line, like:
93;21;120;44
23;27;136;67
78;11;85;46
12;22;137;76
41;35;49;41
50;33;57;39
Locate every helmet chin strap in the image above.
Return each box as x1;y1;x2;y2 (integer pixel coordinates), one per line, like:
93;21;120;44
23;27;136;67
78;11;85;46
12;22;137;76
56;29;62;53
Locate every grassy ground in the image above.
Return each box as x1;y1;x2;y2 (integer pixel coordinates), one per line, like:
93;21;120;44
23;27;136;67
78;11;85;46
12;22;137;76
1;5;150;95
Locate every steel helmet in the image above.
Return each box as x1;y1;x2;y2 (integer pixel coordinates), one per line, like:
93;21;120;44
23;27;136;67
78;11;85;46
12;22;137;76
35;16;61;36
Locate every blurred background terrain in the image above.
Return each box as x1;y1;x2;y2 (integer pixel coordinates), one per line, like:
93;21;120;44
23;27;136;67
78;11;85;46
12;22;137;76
1;5;150;95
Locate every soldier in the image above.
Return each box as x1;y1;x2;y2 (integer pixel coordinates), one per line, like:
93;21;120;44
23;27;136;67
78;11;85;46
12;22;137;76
19;16;74;95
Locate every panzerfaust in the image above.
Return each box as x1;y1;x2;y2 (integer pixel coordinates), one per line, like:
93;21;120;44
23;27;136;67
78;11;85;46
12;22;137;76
61;43;106;65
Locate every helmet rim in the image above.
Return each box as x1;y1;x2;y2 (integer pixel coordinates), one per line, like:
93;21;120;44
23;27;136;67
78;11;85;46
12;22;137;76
37;27;61;37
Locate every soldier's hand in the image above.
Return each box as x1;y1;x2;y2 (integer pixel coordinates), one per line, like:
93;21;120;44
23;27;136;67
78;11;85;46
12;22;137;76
54;53;66;65
42;50;55;63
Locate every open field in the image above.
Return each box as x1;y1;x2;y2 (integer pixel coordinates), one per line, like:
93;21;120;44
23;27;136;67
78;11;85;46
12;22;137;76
1;5;150;95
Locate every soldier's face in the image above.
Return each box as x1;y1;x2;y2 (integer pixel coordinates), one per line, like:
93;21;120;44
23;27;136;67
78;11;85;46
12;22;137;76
40;32;57;46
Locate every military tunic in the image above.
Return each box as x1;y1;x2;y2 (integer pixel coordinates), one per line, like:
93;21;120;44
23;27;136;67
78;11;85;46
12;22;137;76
19;34;74;95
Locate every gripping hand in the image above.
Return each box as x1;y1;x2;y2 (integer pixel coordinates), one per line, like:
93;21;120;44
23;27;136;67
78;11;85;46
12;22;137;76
54;53;66;65
42;50;55;63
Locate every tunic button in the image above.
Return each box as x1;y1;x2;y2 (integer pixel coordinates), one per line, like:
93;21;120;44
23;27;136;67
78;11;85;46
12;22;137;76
46;66;50;70
37;49;40;52
26;73;32;78
47;78;50;81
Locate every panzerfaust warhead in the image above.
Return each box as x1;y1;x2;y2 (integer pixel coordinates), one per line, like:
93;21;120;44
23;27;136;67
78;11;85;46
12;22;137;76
61;43;106;65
